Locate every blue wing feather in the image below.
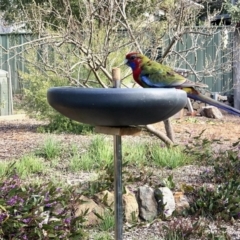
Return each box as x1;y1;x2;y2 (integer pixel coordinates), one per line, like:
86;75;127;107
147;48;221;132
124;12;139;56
140;75;169;88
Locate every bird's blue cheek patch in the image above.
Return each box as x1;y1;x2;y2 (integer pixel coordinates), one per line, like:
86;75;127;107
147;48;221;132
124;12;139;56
128;62;137;70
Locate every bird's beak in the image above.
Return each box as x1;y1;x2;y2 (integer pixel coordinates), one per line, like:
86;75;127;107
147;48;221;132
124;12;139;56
124;59;129;65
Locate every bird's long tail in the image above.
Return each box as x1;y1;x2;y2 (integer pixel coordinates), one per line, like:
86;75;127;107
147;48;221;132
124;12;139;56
187;92;240;116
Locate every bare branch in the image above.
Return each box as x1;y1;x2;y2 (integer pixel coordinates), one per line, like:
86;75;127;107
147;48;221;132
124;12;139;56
144;125;173;147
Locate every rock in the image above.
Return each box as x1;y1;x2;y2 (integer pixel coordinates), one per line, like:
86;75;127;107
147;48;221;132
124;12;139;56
95;190;114;209
200;106;223;119
123;187;139;223
137;185;157;221
192;101;201;110
173;191;190;213
155;187;175;218
75;196;104;226
197;103;207;113
96;188;139;223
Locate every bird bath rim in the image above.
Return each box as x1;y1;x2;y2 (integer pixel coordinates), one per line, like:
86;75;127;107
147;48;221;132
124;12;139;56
47;87;187;127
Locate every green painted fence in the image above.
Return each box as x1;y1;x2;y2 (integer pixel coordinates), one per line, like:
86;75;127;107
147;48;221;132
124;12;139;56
0;28;234;94
0;34;32;93
163;27;234;94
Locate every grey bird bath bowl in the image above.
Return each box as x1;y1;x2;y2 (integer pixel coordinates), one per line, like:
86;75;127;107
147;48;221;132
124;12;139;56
47;87;187;126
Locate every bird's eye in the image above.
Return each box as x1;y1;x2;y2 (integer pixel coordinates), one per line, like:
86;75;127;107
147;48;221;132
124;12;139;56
130;56;136;60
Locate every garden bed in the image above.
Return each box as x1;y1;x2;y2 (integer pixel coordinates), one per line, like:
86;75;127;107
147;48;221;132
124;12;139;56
0;114;240;239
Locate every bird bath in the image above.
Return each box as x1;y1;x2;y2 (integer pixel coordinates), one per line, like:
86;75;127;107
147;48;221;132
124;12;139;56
47;86;187;240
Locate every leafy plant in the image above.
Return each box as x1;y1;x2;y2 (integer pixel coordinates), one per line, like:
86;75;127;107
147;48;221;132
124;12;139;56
21;67;94;134
188;142;240;221
183;130;222;165
0;171;87;239
224;0;240;23
163;217;230;240
162;174;175;190
37;116;94;134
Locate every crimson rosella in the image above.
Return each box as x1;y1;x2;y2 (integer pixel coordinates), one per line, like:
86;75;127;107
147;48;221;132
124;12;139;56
125;52;240;116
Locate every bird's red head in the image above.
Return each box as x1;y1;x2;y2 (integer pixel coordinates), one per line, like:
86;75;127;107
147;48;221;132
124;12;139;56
125;52;145;71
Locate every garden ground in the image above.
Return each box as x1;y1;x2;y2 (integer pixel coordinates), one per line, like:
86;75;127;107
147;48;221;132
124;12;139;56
1;113;239;161
0;113;240;239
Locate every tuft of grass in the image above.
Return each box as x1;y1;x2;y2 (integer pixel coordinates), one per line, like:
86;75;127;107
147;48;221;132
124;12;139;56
0;161;9;177
35;136;62;160
149;144;193;169
93;232;113;240
123;140;192;168
69;153;84;172
122;140;149;166
13;155;46;178
73;135;113;171
76;137;192;171
97;210;115;232
0;156;46;179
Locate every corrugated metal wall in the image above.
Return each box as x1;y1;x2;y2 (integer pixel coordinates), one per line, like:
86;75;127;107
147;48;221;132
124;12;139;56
164;27;233;94
0;34;32;93
0;29;234;94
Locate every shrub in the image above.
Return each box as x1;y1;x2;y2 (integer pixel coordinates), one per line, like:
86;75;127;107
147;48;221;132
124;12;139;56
188;142;240;221
21;69;93;134
0;172;87;239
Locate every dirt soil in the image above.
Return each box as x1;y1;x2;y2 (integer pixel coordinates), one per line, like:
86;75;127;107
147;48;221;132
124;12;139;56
0;114;240;239
0;114;239;160
154;114;240;144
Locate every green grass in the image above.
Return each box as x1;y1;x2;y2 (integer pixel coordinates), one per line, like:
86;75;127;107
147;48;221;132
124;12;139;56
0;134;193;181
123;140;192;169
69;153;84;171
3;155;46;178
15;155;45;177
149;144;193;169
122;140;149;166
70;135;113;171
93;232;113;240
0;161;10;177
35;136;62;159
97;210;115;232
75;137;192;171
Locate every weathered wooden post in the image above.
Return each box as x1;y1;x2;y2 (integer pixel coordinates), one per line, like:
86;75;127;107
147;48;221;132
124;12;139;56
112;67;123;240
233;24;240;110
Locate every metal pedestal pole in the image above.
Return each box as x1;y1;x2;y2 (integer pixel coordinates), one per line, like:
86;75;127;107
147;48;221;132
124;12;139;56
95;126;141;240
114;135;123;240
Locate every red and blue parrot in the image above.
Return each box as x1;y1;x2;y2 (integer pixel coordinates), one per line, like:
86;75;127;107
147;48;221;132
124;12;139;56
125;52;240;116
